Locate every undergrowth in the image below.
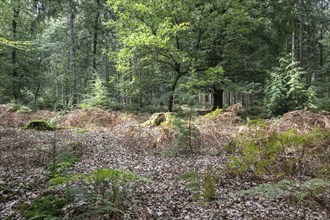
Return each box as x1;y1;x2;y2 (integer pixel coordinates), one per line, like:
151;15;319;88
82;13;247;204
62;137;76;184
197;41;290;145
164;118;201;156
229;127;330;178
47;168;146;219
179;166;218;203
22;193;73;219
46;151;78;174
231;178;330;210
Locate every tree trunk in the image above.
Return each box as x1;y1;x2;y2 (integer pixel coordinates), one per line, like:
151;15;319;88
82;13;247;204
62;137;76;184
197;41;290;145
12;7;19;102
320;25;324;69
34;83;40;108
291;30;295;61
92;0;100;72
299;0;304;66
211;89;224;111
67;0;77;105
167;74;180;112
104;51;110;87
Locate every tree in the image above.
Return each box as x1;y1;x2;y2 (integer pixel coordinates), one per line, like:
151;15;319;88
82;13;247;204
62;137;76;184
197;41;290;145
81;75;111;107
108;0;198;111
264;54;316;116
0;0;43;103
181;66;234;110
108;0;268;111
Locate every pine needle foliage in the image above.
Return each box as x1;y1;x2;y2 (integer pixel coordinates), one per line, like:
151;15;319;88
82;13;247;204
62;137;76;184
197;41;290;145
80;76;112;108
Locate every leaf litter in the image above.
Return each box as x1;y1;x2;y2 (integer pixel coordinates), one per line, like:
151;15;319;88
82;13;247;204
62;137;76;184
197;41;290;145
0;106;330;219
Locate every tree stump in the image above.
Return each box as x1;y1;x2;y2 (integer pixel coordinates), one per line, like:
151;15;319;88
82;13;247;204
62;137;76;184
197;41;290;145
143;112;177;127
24;120;55;131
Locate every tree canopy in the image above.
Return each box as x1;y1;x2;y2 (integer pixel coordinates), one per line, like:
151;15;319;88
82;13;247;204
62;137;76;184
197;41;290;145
0;0;329;114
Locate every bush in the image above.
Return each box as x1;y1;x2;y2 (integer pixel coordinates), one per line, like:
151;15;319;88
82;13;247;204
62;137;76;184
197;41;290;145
80;76;113;108
46;151;78;174
230;179;296;200
231;178;330;210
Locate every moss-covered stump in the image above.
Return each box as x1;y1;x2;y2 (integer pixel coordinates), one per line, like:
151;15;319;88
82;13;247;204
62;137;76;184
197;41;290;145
24;120;55;131
143;112;177;127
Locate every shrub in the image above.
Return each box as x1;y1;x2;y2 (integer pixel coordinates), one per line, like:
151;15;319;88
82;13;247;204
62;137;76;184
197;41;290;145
246;117;267;128
46;151;78;174
231;178;330;210
7;101;32;113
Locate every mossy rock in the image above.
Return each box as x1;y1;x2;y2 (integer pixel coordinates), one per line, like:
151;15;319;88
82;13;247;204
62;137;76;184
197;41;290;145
24;120;55;131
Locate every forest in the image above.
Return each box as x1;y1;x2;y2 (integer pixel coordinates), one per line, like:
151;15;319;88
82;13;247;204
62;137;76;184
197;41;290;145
1;0;330;219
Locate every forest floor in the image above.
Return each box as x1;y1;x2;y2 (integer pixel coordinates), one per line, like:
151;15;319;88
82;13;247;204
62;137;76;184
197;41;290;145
1;105;330;219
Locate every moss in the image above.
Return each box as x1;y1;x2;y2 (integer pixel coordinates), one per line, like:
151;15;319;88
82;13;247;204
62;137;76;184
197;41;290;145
24;120;55;131
231;179;297;200
76;128;89;133
204;108;223;118
246;117;267;128
162;112;177;127
142;112;177;127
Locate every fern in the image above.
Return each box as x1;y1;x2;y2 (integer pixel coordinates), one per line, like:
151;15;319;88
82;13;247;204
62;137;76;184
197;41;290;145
179;166;218;202
229;128;330;177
